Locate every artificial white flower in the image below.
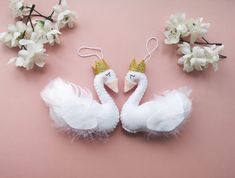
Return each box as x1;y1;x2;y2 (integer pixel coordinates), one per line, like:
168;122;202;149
0;21;28;47
35;20;61;46
204;45;224;71
187;18;210;43
178;42;191;55
9;0;29;18
2;0;77;70
164;29;181;44
177;43;225;72
190;46;208;71
164;13;188;44
179;45;208;72
165;13;225;72
53;0;68;13
56;10;77;29
177;42;193;72
177;53;193;72
53;0;77;29
166;13;188;35
9;32;47;70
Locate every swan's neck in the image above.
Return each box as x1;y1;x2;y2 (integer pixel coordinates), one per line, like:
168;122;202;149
126;76;148;106
94;76;114;104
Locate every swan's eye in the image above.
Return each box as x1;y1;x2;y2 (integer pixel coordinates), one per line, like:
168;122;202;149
105;72;111;77
130;74;135;79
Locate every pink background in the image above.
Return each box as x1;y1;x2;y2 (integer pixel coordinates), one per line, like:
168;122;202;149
0;0;235;177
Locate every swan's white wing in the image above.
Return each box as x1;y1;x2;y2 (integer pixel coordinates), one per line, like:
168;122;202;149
57;98;100;130
146;87;192;132
41;78;99;130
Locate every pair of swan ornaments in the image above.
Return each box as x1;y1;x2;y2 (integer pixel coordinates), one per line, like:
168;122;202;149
41;38;192;138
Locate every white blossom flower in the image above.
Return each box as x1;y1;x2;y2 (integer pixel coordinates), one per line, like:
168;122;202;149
204;45;224;71
164;29;181;44
178;42;191;55
8;32;47;70
190;46;208;71
165;13;225;72
177;42;194;72
177;42;224;72
0;21;27;47
177;53;192;72
179;46;208;72
187;18;210;43
164;13;189;44
56;10;76;29
53;0;77;29
35;20;61;46
9;0;29;18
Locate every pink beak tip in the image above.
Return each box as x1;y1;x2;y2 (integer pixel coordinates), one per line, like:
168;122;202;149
105;80;119;93
124;79;137;93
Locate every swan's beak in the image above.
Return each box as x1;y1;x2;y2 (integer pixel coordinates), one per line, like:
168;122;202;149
124;79;137;93
105;79;119;93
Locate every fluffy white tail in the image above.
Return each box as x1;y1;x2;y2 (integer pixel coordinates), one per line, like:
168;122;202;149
147;87;192;133
41;78;98;131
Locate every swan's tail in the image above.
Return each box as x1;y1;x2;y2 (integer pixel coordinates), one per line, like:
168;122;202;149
40;78;99;136
146;87;192;134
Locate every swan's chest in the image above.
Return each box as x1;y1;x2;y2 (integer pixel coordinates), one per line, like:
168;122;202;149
96;103;119;132
100;103;119;117
121;104;151;132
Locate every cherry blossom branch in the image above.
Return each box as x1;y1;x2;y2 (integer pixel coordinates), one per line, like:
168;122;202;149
48;0;62;19
201;37;222;46
24;7;54;22
26;4;35;24
180;37;227;59
180;37;222;46
20;4;35;50
24;0;61;22
1;0;77;70
24;14;53;22
21;4;35;42
201;37;226;58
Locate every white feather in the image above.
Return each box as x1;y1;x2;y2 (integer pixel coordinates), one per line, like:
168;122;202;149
146;87;192;132
41;78;99;131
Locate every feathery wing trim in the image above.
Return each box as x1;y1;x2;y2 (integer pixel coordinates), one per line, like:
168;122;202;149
41;78;98;130
146;87;192;132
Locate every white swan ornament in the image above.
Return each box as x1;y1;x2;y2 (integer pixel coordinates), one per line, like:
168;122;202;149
41;59;119;137
121;59;192;135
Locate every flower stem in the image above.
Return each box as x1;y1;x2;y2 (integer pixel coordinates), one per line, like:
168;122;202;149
26;4;35;24
201;37;222;46
20;4;35;49
21;45;27;50
30;14;53;22
194;41;222;46
21;4;35;37
180;37;222;46
219;54;227;59
48;0;62;19
25;6;54;22
199;37;226;58
28;5;35;32
180;37;227;59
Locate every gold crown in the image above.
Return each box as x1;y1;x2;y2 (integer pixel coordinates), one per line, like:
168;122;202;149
129;59;146;73
92;59;110;75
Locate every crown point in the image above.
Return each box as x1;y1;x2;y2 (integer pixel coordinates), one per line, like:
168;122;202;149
129;59;146;73
92;59;110;75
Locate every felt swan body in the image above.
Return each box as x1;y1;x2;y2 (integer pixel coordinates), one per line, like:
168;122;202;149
41;59;119;137
121;36;192;135
121;59;192;134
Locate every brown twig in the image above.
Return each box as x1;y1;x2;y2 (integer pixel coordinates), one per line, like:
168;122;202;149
179;37;227;59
